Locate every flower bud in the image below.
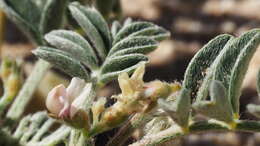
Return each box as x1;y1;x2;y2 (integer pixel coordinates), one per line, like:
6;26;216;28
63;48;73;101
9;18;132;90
92;97;106;124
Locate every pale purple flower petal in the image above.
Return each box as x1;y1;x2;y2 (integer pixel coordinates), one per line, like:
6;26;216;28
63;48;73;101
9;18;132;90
66;77;86;103
46;84;67;116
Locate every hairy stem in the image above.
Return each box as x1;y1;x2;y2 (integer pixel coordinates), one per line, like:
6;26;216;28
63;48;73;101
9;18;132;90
6;59;50;121
129;120;260;146
0;94;15;116
106;113;153;146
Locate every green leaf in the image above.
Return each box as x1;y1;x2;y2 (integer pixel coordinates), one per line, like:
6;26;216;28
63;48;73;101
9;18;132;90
257;69;260;96
0;0;68;45
183;34;233;98
99;62;147;85
228;29;260;114
33;47;90;80
157;99;176;113
6;0;41;27
13;115;32;139
99;54;148;84
69;2;107;60
113;22;169;44
123;18;133;27
111;45;157;57
196;29;260;105
101;54;148;74
158;88;191;128
195;37;236;102
175;88;191;128
20;112;48;144
213;30;260;87
129;26;170;42
10;112;69;145
193;80;233;123
70;2;112;49
108;36;158;56
195;29;260;113
38;125;71;145
111;21;122;39
39;0;68;34
45;30;99;69
0;0;42;44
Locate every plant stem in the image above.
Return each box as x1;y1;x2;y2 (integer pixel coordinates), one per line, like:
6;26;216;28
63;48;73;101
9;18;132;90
0;94;15;116
129;120;260;146
106;113;153;146
6;59;50;121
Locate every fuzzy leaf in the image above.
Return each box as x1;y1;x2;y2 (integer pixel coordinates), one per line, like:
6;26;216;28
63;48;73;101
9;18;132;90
6;0;41;27
20;112;48;143
45;30;98;69
77;4;112;49
143;117;172;135
213;30;260;87
158;88;191;128
183;34;233;98
101;54;148;74
111;21;122;39
113;22;169;44
157;99;176;112
12;112;69;145
196;29;260;104
0;0;68;44
194;29;260;113
39;0;68;34
130;26;170;42
0;0;42;43
123;18;133;27
195;37;235;101
111;45;158;58
175;88;191;128
229;29;260;114
69;2;107;60
99;59;148;84
13;115;32;139
193;80;233;123
33;47;90;80
108;36;158;57
257;69;260;96
38;125;71;145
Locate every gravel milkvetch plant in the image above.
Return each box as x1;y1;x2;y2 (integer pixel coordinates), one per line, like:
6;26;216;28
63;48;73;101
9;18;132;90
0;1;260;146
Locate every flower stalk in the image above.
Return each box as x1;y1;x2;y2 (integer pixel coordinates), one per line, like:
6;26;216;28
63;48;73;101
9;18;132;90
6;59;50;121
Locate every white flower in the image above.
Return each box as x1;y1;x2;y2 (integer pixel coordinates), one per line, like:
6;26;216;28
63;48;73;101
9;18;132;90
46;77;90;119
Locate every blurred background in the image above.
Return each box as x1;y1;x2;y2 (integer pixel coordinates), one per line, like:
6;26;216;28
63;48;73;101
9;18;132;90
1;0;260;145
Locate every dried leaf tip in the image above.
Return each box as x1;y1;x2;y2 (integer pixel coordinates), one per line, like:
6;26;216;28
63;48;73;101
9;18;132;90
118;63;145;99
